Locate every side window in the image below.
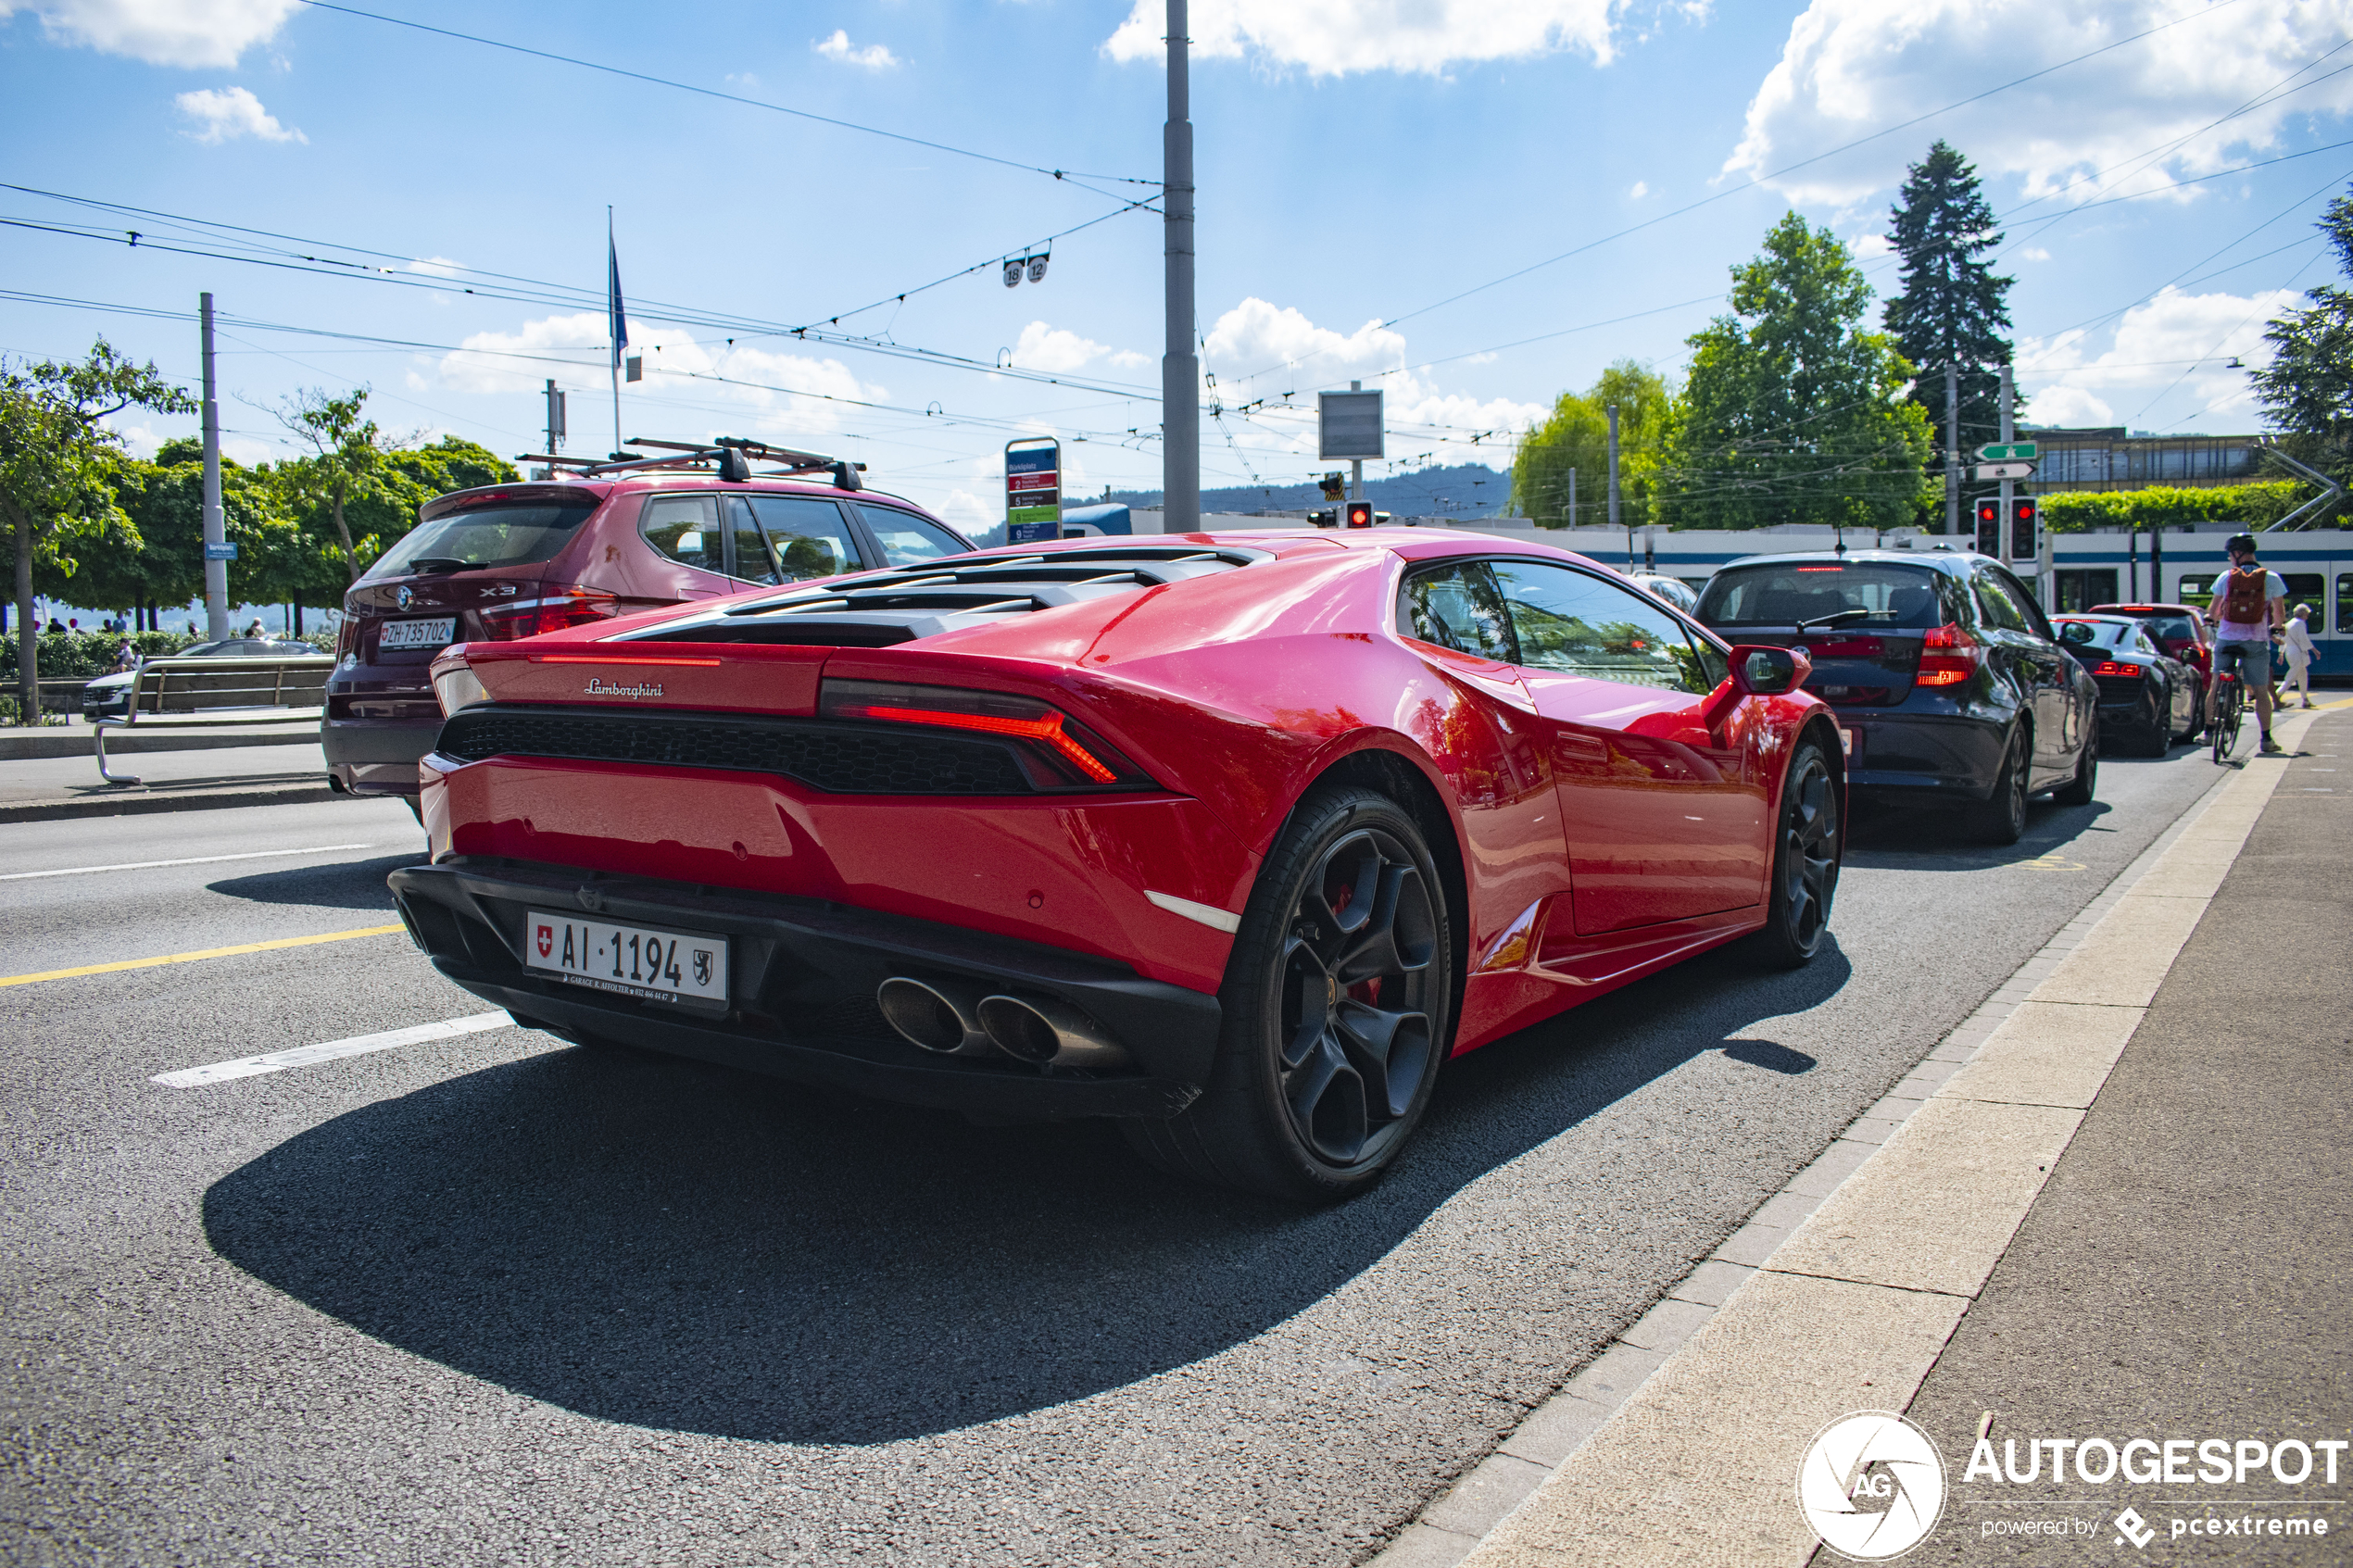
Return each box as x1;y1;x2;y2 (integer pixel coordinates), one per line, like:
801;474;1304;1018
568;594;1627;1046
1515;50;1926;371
743;496;861;583
1972;568;2030;633
2337;572;2351;635
639;495;721;573
856;505;971;568
1489;559;1714;696
1399;562;1516;662
724;498;781;585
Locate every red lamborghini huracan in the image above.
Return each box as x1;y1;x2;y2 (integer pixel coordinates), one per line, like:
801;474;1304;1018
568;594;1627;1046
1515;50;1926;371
389;529;1843;1201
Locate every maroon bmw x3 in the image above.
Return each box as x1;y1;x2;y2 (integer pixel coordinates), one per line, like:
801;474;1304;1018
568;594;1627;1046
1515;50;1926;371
323;439;975;810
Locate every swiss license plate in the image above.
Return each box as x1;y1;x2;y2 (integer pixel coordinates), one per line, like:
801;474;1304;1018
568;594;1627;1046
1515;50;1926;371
524;910;729;1008
380;616;456;650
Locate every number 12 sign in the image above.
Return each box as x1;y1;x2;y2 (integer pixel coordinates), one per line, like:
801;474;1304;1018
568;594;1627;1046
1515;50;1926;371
1006;438;1062;546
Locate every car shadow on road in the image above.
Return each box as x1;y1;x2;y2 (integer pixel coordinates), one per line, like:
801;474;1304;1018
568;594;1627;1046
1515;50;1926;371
208;853;427;911
202;938;1852;1446
1843;796;2124;872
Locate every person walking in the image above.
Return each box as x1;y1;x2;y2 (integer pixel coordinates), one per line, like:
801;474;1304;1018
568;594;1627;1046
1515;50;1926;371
2282;603;2319;709
2203;533;2290;755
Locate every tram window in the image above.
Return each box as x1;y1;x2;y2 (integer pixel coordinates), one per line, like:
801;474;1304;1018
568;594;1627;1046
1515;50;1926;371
2338;572;2352;635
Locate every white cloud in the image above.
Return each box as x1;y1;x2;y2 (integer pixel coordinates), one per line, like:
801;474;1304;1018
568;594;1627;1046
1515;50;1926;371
436;313;885;436
2017;246;2052;261
2018;283;2296;427
1011;320;1112;374
1103;0;1701;77
1629;180;1648;198
1726;0;2353;206
0;0;298;65
813;29;898;69
175;85;303;144
405;256;465;279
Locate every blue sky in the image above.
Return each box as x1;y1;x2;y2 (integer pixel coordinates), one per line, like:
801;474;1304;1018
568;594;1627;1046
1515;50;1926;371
5;0;2352;536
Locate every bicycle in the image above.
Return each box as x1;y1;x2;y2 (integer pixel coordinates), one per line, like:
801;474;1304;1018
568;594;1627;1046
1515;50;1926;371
2209;669;2244;764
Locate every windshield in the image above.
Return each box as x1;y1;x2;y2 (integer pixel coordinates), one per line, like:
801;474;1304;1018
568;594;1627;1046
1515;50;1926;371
363;499;598;580
2056;620;2131;649
1697;561;1950;630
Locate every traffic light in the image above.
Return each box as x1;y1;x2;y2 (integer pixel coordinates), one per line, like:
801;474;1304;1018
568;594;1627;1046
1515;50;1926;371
1974;498;2000;555
2009;496;2039;561
1344;499;1374;528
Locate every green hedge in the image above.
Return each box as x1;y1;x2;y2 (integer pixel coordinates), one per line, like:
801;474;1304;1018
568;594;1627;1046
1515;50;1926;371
2038;481;2329;533
0;630;203;684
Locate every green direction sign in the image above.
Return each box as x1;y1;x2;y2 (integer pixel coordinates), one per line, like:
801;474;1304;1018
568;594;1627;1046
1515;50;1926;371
1977;441;2038;462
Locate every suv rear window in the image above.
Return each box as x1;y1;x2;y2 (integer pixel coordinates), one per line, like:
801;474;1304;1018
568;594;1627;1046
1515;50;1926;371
1697;561;1955;630
364;499;598;580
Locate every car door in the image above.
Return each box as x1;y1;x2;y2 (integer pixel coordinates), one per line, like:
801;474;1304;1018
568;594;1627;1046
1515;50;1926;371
741;495;867;582
1973;564;2071;781
852;504;974;568
1486;558;1763;935
636;494;735;600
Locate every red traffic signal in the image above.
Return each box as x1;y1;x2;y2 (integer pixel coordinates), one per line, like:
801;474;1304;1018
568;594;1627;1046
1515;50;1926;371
1974;498;2000;555
1344;500;1374;528
2009;496;2039;560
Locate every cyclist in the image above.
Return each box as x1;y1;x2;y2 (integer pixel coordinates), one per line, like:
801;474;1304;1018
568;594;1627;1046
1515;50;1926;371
2203;533;2289;755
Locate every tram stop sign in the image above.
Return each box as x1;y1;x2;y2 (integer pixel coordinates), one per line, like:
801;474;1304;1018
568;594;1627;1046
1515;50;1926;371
1005;438;1062;545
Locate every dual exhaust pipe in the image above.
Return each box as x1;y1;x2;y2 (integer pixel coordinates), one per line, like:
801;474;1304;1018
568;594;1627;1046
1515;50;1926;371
875;975;1129;1071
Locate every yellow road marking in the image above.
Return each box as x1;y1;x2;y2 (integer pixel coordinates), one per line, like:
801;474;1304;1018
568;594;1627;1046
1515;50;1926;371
0;924;406;988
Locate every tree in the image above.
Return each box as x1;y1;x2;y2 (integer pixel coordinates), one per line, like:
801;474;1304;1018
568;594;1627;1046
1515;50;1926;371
1883;141;2018;467
1510;362;1677;528
2251;182;2353;496
1663;213;1936;531
276;387;411;584
0;341;194;721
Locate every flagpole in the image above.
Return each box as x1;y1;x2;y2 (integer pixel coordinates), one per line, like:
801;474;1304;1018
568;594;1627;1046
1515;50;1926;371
608;207;623;457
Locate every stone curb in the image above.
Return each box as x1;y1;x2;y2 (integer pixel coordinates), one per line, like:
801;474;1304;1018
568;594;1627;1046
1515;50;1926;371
0;781;343;824
0;728;321;760
1370;709;2324;1568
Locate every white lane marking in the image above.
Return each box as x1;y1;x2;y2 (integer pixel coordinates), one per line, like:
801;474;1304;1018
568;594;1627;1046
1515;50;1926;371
1144;888;1241;933
0;844;378;882
153;1011;513;1088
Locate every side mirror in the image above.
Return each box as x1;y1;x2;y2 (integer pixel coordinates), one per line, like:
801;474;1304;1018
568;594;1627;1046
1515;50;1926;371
1731;644;1812;696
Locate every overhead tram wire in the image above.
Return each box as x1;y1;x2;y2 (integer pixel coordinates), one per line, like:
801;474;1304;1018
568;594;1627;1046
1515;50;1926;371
302;3;1154;189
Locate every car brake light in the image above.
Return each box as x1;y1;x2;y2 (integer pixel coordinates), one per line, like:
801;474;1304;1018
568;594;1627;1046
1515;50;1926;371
818;678;1153;791
479;587;622;641
1915;622;1982;687
432;660;490;718
2092;660;2144;677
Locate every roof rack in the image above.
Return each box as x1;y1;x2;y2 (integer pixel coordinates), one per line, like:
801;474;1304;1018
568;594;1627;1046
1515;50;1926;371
511;436;868;491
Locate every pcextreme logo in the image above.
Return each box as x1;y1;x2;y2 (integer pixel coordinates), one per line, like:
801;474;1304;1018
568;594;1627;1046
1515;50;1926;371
1797;1411;1948;1562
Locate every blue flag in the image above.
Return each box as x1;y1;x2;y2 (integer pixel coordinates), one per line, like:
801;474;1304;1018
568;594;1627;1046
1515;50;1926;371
607;229;628;370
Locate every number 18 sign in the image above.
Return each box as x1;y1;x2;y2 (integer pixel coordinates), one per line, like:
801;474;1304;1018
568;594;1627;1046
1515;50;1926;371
1006;437;1062;546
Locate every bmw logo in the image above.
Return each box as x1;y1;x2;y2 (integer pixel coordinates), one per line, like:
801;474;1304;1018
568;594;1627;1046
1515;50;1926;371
396;586;412;610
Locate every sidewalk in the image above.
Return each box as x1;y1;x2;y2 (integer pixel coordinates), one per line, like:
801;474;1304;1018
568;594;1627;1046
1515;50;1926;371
1380;701;2350;1566
0;740;337;822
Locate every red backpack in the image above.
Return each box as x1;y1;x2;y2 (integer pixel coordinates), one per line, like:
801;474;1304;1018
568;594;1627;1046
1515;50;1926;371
2217;564;2270;626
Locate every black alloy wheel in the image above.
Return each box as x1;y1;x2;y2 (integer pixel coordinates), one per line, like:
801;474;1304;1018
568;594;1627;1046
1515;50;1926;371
1970;727;2030;846
1751;734;1841;968
2055;718;2098;807
2137;684;2171;757
1122;786;1453;1203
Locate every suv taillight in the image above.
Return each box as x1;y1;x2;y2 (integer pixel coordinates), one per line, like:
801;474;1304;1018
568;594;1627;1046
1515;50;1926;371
817;678;1155;792
1916;622;1983;687
480;587;622;641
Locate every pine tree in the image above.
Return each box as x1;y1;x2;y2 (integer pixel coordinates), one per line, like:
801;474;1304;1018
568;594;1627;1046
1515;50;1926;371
2251;182;2353;491
1883;142;2017;472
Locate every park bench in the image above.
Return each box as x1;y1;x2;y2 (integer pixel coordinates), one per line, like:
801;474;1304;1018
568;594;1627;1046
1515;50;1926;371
93;654;334;784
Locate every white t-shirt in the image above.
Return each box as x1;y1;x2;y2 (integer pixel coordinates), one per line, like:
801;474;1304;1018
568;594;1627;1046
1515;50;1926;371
2211;567;2285;643
2284;617;2317;665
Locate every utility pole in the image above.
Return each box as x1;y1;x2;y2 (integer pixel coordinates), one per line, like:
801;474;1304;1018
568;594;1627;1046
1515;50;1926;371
1997;359;2018;577
544;379;566;458
1944;362;1960;536
1567;468;1576;529
200;293;228;640
1606;403;1621;530
1161;0;1200;533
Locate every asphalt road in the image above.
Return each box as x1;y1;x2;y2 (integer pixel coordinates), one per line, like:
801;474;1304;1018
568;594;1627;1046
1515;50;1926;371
0;746;2236;1566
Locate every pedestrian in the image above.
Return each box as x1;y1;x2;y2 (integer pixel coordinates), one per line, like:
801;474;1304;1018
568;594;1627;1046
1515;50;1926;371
242;618;264;638
112;638;138;673
2282;603;2318;709
2203;533;2290;755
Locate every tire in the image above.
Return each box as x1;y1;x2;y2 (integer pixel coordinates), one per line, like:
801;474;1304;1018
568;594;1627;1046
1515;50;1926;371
2212;683;2242;765
1748;734;1842;969
1121;786;1453;1204
2054;718;2098;806
1969;727;2030;846
2136;687;2171;757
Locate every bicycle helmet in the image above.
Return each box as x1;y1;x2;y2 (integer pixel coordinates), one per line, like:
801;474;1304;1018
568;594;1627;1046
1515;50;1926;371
2226;532;2258;557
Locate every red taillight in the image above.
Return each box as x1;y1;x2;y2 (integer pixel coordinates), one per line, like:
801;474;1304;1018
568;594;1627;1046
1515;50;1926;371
479;587;622;641
2092;660;2144;677
334;614;358;659
817;678;1152;791
1915;622;1982;687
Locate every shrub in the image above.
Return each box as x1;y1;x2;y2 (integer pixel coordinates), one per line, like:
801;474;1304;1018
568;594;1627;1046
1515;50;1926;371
2037;481;2328;533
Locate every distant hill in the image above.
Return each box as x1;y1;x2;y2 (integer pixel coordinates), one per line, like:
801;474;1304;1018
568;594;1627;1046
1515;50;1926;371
1103;463;1516;518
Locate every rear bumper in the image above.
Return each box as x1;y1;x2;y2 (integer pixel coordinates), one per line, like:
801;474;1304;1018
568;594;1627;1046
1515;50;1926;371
1839;710;2010;802
322;716;440;797
386;857;1222;1120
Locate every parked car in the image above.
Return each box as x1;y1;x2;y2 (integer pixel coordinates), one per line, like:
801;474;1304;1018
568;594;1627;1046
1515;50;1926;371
2089;601;2212;684
2050;614;2202;755
324;440;973;810
388;531;1844;1202
80;636;322;720
1629;572;1702;613
1693;548;2098;843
